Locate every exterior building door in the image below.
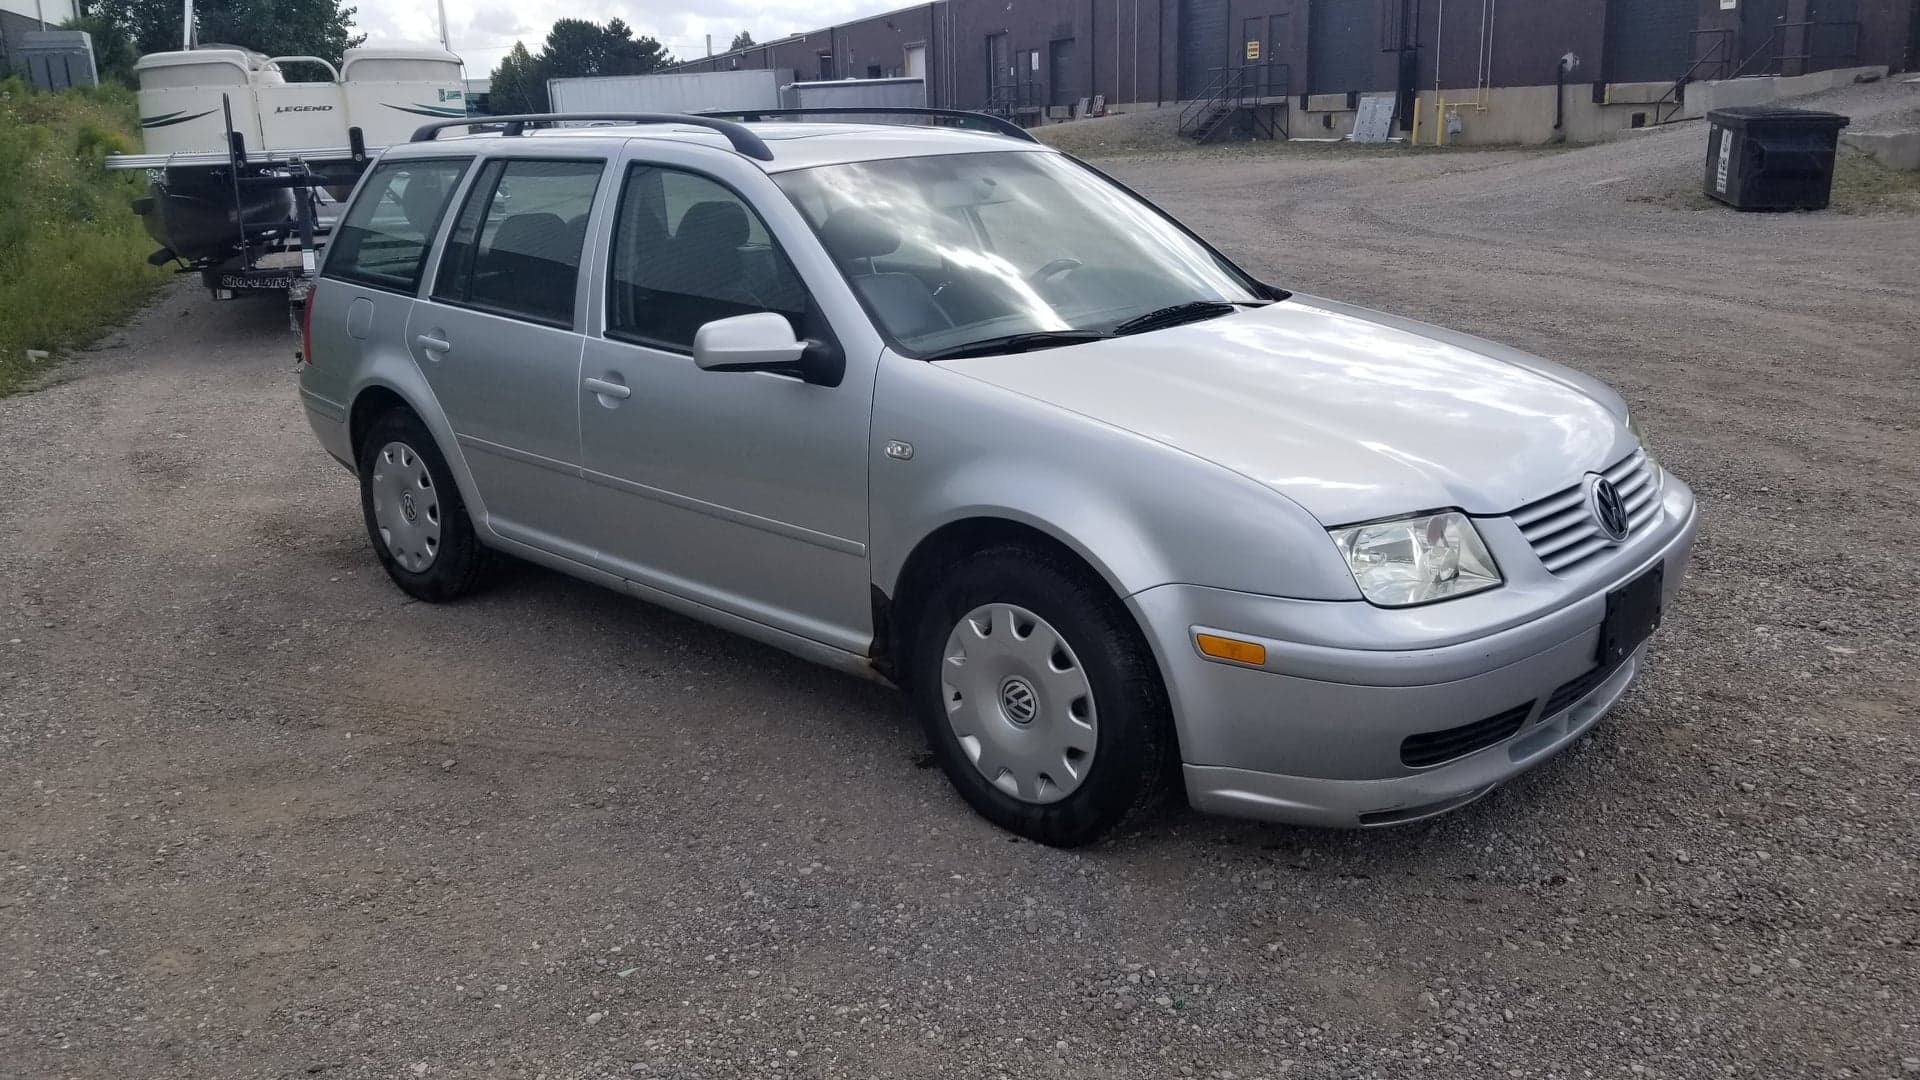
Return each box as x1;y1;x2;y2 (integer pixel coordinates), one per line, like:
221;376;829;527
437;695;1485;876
1603;0;1695;83
1177;0;1230;99
986;32;1012;107
1308;0;1378;93
1741;0;1788;74
1048;38;1076;107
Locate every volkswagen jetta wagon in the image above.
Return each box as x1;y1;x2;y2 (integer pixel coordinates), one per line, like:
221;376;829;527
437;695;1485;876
298;110;1697;846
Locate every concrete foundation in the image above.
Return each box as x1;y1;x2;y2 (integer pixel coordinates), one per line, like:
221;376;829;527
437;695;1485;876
1680;67;1891;116
1285;65;1895;148
1841;130;1920;171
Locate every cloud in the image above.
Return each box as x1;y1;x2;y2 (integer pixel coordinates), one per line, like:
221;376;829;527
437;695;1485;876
350;0;898;75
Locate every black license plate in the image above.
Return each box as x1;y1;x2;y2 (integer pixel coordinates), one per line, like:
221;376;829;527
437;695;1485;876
1599;563;1664;668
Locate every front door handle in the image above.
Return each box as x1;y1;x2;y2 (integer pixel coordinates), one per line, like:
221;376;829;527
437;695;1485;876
583;376;632;400
415;333;451;354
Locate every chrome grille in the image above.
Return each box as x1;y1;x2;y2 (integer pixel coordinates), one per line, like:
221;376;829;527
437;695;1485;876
1510;451;1660;574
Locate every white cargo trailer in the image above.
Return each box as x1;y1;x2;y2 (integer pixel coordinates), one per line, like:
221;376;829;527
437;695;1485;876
547;69;788;115
782;77;927;110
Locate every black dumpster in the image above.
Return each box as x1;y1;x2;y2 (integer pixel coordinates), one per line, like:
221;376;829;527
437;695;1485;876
1705;106;1851;211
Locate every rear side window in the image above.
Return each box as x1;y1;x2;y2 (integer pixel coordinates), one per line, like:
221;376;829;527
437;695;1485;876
433;158;604;328
606;164;809;353
325;157;470;294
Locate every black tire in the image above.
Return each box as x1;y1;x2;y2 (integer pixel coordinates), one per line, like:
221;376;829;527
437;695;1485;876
356;409;493;602
909;544;1178;847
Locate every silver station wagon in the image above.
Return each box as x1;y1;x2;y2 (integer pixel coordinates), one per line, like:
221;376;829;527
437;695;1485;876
298;110;1697;846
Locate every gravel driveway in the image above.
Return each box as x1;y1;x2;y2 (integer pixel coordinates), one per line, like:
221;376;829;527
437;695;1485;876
3;82;1917;1079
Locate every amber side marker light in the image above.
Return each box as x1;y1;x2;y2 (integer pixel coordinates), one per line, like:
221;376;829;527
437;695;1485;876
1195;633;1267;666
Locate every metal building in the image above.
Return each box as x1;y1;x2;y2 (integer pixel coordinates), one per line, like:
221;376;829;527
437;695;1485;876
665;0;1915;142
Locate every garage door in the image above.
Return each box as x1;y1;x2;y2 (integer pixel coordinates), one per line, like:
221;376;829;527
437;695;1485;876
1604;0;1694;84
1309;0;1378;94
1178;0;1230;100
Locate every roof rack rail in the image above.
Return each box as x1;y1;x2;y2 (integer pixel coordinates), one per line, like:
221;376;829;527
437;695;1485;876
696;107;1040;144
408;113;774;161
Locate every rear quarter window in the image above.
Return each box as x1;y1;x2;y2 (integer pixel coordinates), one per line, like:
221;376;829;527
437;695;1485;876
324;157;471;294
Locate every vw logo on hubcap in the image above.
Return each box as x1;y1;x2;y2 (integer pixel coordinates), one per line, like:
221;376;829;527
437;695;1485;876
1587;476;1630;542
999;676;1038;725
400;491;419;524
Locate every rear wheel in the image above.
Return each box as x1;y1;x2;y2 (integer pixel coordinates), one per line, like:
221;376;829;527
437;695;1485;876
357;410;492;602
909;545;1177;846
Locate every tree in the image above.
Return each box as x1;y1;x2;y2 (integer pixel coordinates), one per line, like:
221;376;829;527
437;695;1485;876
602;19;671;75
90;0;363;75
538;17;613;81
728;30;755;52
489;18;673;111
537;18;671;80
488;41;545;113
63;14;141;86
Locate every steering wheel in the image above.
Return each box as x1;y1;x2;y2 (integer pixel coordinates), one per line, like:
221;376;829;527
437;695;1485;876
1027;257;1083;286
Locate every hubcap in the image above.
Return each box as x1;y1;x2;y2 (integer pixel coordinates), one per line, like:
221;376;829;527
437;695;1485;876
370;440;441;573
940;603;1097;804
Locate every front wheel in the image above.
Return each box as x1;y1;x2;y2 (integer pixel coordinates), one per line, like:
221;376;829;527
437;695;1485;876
357;410;493;602
909;546;1177;846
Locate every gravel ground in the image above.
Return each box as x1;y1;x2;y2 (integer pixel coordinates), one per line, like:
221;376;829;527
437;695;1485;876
3;80;1918;1080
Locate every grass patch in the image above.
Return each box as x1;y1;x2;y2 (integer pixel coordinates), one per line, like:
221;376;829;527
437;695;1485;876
1827;150;1920;213
0;77;168;396
1629;149;1920;214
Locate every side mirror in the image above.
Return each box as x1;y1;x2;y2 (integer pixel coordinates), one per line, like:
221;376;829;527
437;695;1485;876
692;312;807;374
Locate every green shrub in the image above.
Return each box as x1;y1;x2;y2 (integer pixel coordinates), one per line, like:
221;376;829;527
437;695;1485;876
0;79;166;395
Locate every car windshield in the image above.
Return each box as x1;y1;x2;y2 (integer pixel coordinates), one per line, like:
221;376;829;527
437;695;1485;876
773;151;1269;358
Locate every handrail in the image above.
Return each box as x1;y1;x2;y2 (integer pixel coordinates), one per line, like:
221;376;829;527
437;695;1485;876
1179;63;1287;139
408;112;774;160
1732;31;1778;78
1774;19;1860;74
700;106;1038;143
982;80;1043;119
1654;31;1731;124
266;55;343;81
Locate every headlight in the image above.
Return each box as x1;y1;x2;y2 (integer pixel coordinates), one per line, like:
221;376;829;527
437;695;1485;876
1329;511;1502;607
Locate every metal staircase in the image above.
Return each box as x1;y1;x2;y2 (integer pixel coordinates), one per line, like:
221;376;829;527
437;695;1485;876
1178;63;1289;142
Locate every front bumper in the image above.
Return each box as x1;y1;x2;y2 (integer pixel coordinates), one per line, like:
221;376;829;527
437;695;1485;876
1130;476;1697;828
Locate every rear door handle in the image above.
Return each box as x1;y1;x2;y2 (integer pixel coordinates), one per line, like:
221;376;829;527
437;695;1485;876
414;333;451;353
583;376;632;400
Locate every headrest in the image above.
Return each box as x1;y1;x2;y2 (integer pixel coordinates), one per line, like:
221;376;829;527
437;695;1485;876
400;171;449;232
676;200;749;248
490;212;569;258
818;207;901;262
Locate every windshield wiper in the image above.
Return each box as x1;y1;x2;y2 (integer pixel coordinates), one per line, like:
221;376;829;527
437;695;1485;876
1111;299;1260;336
919;330;1113;362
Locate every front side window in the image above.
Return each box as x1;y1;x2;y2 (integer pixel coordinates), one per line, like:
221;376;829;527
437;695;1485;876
606;164;809;353
773;151;1267;357
325;157;470;293
433;158;604;327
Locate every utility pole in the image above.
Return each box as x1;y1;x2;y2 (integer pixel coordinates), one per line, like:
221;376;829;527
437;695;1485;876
182;0;192;49
705;34;712;57
437;0;451;50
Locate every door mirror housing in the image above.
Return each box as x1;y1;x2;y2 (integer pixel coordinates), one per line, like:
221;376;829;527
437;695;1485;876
693;313;809;374
692;312;844;387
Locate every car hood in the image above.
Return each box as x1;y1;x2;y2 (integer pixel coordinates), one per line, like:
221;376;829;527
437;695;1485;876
943;295;1634;525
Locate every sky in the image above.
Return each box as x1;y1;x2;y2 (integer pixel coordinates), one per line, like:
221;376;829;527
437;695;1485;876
349;0;902;79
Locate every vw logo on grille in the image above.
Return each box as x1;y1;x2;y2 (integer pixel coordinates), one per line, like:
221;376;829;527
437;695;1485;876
999;676;1038;725
1587;476;1630;542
